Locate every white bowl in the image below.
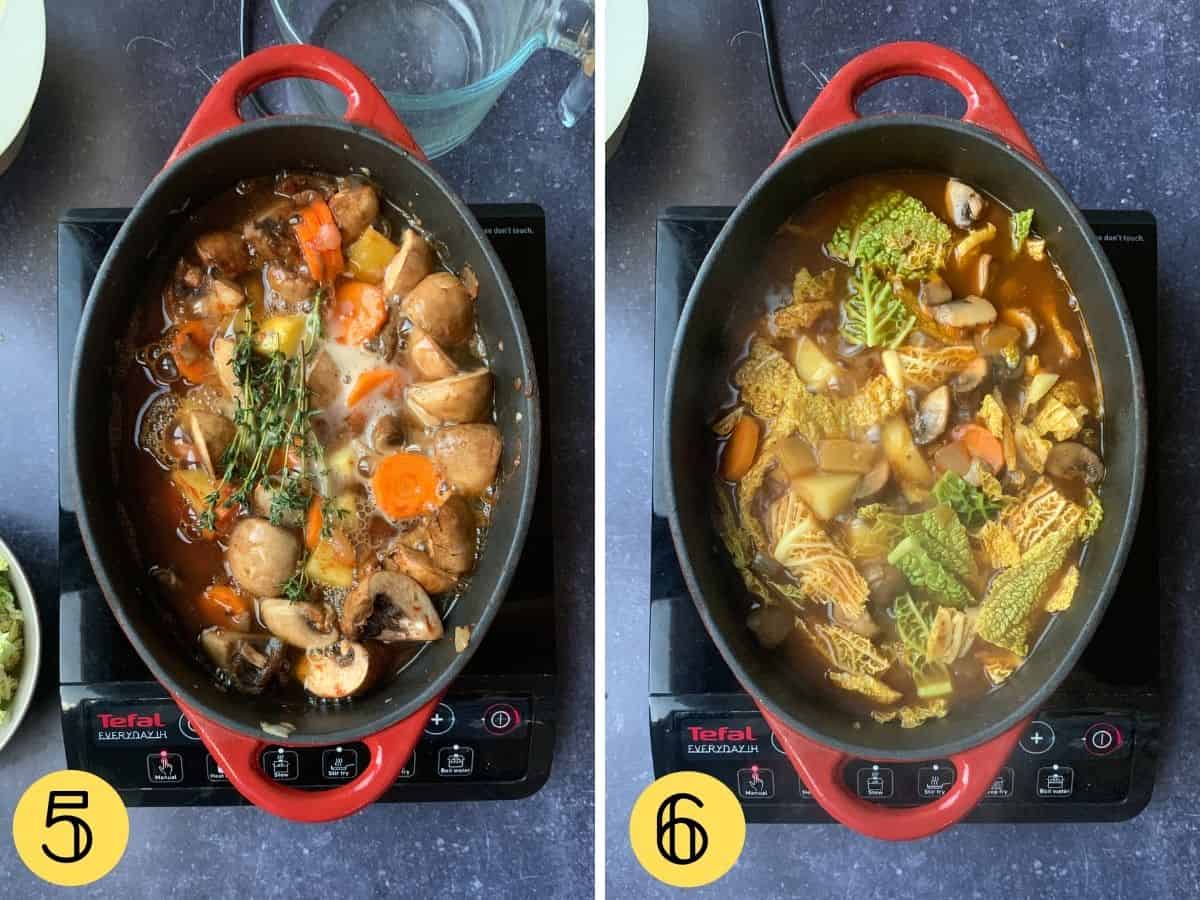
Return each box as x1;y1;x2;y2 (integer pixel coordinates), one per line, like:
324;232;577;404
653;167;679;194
0;535;41;753
0;0;46;174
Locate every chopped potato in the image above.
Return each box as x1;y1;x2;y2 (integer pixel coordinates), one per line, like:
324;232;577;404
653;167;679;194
790;472;862;520
255;315;307;356
347;226;399;283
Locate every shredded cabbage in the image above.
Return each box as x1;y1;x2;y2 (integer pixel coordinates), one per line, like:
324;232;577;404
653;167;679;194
871;699;949;728
828;671;902;704
771;268;837;334
976;529;1076;656
0;556;23;726
893;345;977;392
827;190;952;279
772;493;870;618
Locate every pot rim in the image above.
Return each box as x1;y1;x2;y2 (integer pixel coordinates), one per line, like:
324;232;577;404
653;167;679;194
69;115;542;746
664;112;1147;761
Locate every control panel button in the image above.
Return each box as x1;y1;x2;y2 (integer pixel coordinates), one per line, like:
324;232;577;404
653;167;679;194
1036;764;1075;798
146;750;184;784
398;754;416;780
985;767;1015;800
483;703;522;736
797;779;813;801
736;765;774;800
917;764;955;799
178;714;201;741
855;765;894;800
1084;722;1124;756
322;747;359;780
437;744;475;777
1019;720;1055;755
205;755;228;784
425;703;455;736
770;732;785;754
262;748;300;782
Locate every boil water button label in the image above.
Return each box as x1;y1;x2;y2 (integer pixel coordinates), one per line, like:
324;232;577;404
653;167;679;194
1037;765;1074;798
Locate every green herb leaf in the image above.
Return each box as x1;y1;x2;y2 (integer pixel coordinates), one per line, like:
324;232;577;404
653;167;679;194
1011;208;1034;253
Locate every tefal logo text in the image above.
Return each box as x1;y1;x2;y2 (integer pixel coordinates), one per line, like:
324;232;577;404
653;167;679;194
98;713;165;729
687;725;756;742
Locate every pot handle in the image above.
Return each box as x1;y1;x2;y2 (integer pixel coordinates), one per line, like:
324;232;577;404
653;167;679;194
168;44;426;164
775;41;1042;167
760;704;1029;841
175;693;440;823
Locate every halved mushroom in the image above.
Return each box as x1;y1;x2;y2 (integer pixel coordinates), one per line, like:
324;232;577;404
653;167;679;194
307;351;341;411
401;272;476;346
195;230;251;277
406;370;493;424
251;480;308;529
185;410;235;479
1001;307;1039;349
1045;441;1105;484
265;261;317;306
383;229;435;300
428;495;477;575
340;570;444;643
212;336;240;401
946;179;985;229
199;627;284;693
912;386;951;446
433;424;502;496
407;325;458;380
368;414;407;454
226;517;302;597
950;356;989;394
933;295;996;329
975;253;993;295
385;543;457;594
918;276;952;307
258;597;339;649
329;182;379;244
303;639;376;699
747;604;794;650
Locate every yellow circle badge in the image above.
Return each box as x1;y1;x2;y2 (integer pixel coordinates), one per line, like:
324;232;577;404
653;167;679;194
12;770;130;887
629;771;746;888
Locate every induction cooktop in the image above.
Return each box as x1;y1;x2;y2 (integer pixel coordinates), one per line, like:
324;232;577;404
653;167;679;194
649;207;1160;823
58;204;556;806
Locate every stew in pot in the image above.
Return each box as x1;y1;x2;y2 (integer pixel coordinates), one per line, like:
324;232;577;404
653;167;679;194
714;172;1105;728
118;170;501;704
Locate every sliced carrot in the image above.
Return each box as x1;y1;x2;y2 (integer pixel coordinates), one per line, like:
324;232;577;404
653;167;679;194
720;416;760;481
330;280;387;346
171;321;214;384
196;584;251;629
371;452;443;520
952;424;1005;473
305;497;323;551
292;199;344;283
347;367;400;406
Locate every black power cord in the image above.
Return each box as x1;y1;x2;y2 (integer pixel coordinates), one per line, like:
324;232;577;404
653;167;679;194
239;0;272;118
755;0;797;136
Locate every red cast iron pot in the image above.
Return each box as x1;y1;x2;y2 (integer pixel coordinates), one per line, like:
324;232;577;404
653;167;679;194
663;42;1146;840
69;46;539;822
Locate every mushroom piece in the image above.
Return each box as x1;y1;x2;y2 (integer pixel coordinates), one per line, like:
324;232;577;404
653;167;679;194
265;261;317;307
401;272;476;346
195;230;251;277
406;370;494;425
226;517;302;597
1001;307;1039;349
912;386;951;446
211;337;240;401
199;628;284;693
855;458;891;500
428;495;477;575
340;570;444;643
306;350;341;412
1045;441;1105;484
946;178;985;229
382;229;435;301
328;182;379;244
385;543;457;594
918;276;953;307
251;480;307;529
932;295;997;329
432;424;502;496
185;410;236;479
303;639;376;699
368;414;407;454
746;605;794;650
975;253;993;295
407;325;458;380
258;597;340;649
950;356;989;394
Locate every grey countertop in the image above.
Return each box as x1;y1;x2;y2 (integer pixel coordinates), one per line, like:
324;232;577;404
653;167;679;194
0;2;593;898
607;1;1196;897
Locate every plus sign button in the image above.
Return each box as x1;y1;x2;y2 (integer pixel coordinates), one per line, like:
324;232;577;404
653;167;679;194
424;702;455;736
1019;720;1055;755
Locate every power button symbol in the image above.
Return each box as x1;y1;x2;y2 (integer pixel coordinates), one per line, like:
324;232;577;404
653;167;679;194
1084;723;1124;756
483;703;521;736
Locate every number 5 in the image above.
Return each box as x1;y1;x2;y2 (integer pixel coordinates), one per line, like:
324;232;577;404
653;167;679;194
41;790;93;864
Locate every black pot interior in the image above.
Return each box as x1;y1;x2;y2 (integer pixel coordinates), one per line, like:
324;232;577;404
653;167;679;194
665;116;1146;760
71;119;539;745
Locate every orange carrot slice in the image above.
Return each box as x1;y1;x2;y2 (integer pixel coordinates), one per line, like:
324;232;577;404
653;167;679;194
720;416;760;481
330;280;387;346
197;584;251;629
347;367;400;406
305;497;323;551
371;452;443;520
293;199;344;282
952;424;1005;473
171;321;214;384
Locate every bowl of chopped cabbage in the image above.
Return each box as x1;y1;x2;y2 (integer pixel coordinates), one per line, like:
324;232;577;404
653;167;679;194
0;536;41;753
